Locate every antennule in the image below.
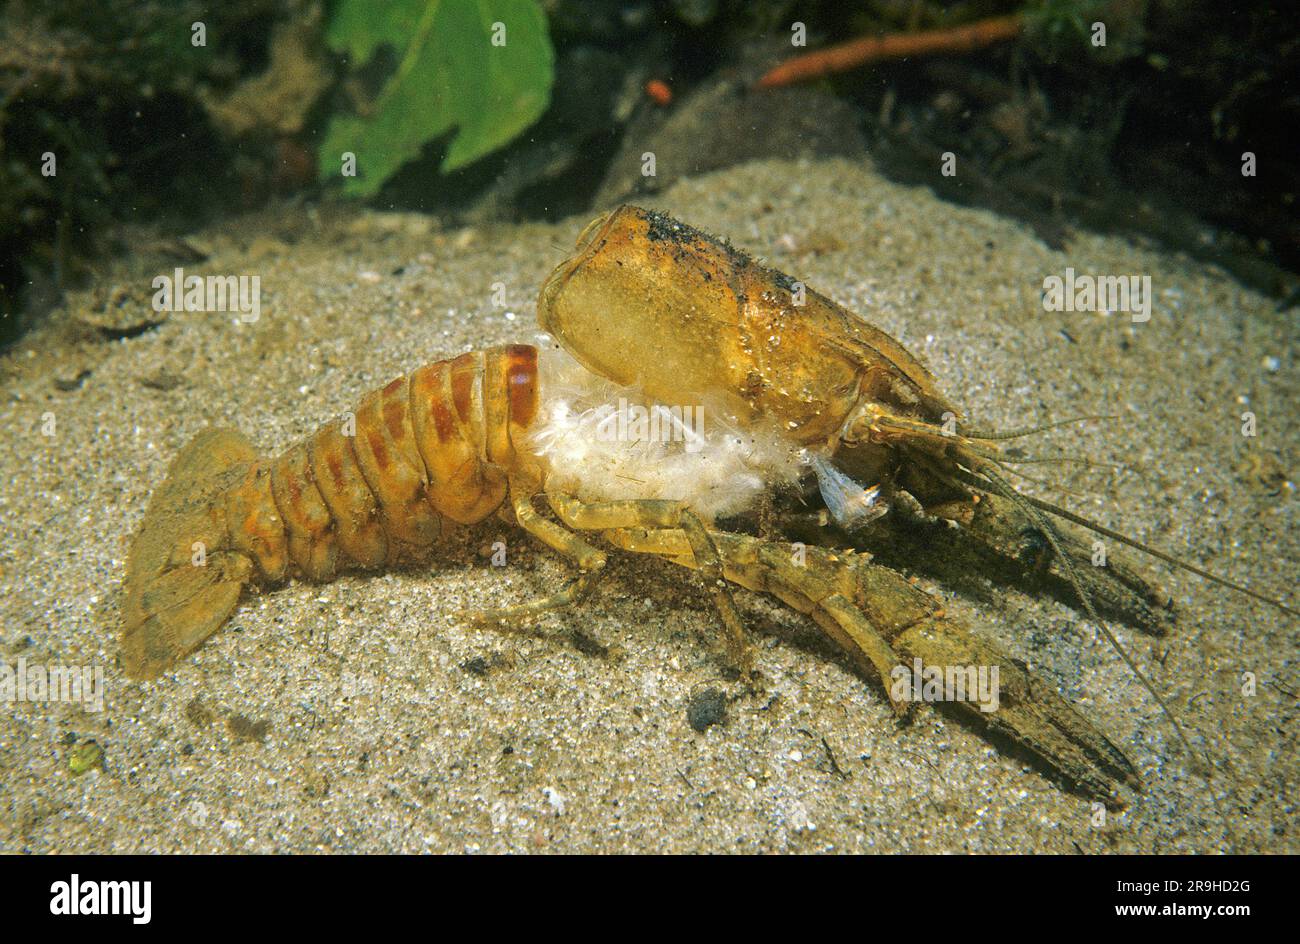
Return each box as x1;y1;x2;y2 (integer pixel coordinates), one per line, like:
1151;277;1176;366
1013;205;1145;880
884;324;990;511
962;415;1118;441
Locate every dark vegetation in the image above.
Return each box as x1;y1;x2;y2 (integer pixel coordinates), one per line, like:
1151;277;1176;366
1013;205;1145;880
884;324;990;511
2;0;1295;347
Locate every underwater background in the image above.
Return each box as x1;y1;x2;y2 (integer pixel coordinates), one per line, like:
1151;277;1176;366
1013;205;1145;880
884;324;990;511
0;1;1295;852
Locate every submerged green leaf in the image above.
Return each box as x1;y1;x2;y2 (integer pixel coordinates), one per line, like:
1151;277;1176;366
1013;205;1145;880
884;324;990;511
319;0;554;196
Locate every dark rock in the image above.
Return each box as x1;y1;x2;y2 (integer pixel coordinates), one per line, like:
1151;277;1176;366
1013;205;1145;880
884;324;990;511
687;687;728;732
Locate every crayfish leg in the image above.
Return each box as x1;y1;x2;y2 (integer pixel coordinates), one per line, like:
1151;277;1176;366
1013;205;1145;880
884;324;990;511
463;486;607;628
547;494;755;680
609;527;1141;803
812;594;913;718
893;619;1141;807
604;526;906;711
942;492;1173;635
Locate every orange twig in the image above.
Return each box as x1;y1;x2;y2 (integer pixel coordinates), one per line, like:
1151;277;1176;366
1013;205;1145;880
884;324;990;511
756;13;1024;89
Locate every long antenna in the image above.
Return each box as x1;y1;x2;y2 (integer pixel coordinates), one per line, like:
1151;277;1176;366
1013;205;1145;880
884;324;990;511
963;415;1118;441
975;466;1236;828
1014;490;1297;619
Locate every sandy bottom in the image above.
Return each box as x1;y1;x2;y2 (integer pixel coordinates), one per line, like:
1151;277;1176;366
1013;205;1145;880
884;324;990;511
1;158;1295;853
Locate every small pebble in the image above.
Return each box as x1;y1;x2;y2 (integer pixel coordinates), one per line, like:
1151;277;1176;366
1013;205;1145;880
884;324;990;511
687;688;727;732
543;787;567;816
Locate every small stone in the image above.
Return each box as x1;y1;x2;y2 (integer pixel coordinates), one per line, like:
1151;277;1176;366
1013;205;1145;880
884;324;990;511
227;714;271;743
460;656;490;676
687;688;727;732
543;787;567;816
67;739;104;777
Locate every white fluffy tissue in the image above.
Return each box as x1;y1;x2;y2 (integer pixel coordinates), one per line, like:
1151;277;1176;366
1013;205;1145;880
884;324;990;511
527;347;807;521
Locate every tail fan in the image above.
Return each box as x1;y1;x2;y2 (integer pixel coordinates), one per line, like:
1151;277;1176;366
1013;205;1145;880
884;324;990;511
121;429;259;679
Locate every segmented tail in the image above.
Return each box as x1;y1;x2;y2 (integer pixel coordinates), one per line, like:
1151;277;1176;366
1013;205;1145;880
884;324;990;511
121;429;259;679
